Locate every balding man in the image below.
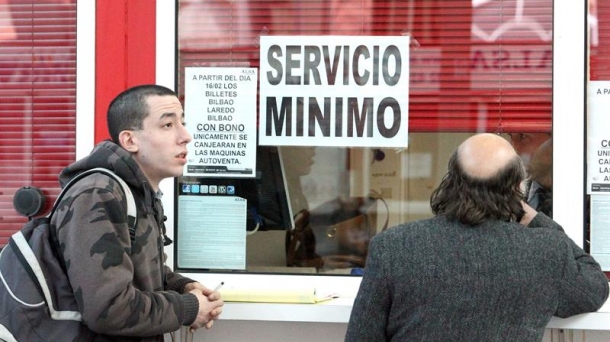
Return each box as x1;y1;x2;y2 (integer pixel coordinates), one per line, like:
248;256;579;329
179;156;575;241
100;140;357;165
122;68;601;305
345;133;608;342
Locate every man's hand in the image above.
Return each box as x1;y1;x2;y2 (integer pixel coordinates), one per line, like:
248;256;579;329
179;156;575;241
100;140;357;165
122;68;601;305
186;282;224;331
519;200;538;226
185;282;222;302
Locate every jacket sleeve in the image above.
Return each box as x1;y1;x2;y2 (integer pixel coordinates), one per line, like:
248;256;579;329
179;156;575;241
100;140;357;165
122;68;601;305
345;235;390;342
529;213;609;317
54;178;199;336
164;262;196;293
526;212;563;231
555;236;609;317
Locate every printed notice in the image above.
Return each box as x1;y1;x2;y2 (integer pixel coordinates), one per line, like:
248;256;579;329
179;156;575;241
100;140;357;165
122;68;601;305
184;67;258;177
590;195;610;271
258;36;410;148
177;195;247;270
588;81;610;271
587;81;610;193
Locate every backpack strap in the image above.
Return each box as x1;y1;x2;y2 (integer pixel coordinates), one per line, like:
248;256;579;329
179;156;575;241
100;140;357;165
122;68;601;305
89;168;138;240
1;169;138;325
51;168;137;243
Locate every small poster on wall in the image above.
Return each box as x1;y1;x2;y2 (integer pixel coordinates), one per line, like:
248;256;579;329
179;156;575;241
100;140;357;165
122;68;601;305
183;67;258;178
587;81;610;193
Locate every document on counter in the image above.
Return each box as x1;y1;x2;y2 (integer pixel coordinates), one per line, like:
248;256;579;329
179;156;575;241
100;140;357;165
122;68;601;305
177;195;247;270
219;285;338;304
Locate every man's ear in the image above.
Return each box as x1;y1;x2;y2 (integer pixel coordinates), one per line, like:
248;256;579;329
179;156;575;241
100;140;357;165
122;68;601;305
118;130;138;153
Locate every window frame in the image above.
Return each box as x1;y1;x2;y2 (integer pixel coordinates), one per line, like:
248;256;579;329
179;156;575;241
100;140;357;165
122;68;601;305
75;1;587;293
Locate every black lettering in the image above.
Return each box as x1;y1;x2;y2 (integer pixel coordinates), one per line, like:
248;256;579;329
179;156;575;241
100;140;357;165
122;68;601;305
308;97;331;137
377;97;401;138
343;45;350;85
353;45;370;86
323;46;342;85
266;97;292;136
266;45;283;85
382;45;401;86
286;45;301;85
304;46;322;85
373;46;380;85
334;97;343;137
347;97;374;137
296;97;305;136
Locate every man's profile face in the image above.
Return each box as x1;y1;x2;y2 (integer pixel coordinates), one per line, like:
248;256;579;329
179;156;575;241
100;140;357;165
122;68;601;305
130;95;192;187
507;133;550;165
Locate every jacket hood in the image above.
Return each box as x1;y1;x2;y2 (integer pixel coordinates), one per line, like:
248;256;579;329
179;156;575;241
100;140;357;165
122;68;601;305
59;140;150;193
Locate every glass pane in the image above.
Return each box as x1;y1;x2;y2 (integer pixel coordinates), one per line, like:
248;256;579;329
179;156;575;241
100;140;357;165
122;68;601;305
175;0;553;275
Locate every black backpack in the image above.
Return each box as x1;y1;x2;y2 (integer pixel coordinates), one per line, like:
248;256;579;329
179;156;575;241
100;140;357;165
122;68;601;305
0;168;136;342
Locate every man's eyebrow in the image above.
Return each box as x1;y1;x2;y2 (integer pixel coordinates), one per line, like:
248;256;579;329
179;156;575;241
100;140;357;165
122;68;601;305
159;112;179;120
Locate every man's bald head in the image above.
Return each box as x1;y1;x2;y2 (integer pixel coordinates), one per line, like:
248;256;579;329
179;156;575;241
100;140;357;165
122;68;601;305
457;133;520;179
430;133;526;225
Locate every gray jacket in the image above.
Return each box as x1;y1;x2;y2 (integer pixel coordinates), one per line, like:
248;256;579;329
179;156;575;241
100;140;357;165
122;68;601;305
345;213;609;342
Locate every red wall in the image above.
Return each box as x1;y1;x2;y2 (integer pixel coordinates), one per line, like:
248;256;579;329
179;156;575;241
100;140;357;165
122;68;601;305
94;0;157;142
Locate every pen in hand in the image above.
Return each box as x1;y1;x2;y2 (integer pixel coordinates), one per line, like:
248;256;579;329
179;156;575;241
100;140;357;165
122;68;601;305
213;282;224;292
189;282;225;335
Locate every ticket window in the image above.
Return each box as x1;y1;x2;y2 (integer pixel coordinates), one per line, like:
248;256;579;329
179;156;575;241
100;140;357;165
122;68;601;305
173;0;554;275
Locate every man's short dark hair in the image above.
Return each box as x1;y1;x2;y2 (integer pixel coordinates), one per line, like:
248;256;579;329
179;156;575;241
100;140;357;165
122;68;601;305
107;84;177;144
430;151;526;226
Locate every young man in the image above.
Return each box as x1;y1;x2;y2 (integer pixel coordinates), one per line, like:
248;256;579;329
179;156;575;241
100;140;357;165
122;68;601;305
52;84;223;341
345;133;608;342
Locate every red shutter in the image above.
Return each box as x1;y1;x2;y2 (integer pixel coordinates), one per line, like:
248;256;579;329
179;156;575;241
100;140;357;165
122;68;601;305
0;0;76;245
590;0;610;80
177;0;552;133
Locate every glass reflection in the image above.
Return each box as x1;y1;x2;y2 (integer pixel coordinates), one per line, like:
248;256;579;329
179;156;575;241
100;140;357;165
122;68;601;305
176;0;554;274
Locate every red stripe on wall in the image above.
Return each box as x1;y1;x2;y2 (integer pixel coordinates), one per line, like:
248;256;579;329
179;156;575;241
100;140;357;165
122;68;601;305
94;0;157;143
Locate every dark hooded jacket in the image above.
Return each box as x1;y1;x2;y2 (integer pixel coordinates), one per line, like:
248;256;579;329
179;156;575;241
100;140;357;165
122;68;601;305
51;140;199;341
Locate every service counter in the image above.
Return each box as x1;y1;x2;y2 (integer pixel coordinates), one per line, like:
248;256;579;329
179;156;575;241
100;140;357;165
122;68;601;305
547;299;610;330
186;273;610;331
179;284;610;342
215;297;610;330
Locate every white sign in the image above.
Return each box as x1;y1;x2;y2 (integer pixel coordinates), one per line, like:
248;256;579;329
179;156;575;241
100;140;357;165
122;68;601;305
259;36;410;148
588;81;610;271
184;67;258;177
587;81;610;193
